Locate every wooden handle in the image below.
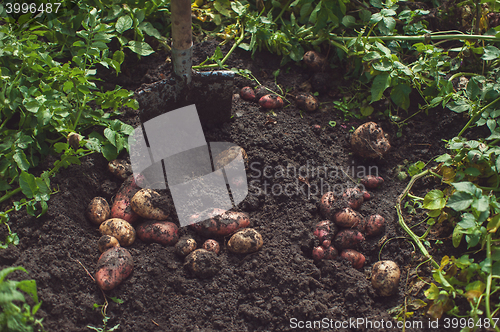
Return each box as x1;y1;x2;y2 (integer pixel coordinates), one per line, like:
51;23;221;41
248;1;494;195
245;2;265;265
171;0;192;50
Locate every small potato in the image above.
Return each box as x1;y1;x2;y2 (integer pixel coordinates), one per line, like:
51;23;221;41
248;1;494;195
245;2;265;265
351;122;391;159
259;94;284;109
99;218;136;246
110;175;141;223
334;207;364;229
365;214;385;237
95;247;134;291
372;260;400;296
136;221;179;246
228;228;263;254
313;220;337;243
108;159;133;180
342;187;364;210
67;132;82;150
254;85;268;100
319;192;336;219
303;50;327;72
202;239;220;255
334;229;365;250
360;175;384;189
97;235;120;253
362;191;371;201
214;146;248;171
131;188;170;221
185;249;221;278
175;237;197;256
340;249;365;269
190;210;250;237
312;245;338;261
295;93;319;112
87;197;110;225
240;86;256;101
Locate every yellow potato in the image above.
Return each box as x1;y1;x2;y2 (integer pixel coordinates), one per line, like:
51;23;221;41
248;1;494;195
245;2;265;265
130;189;170;220
228;228;263;254
99;218;136;246
97;235;120;253
86;197;110;225
371;260;401;296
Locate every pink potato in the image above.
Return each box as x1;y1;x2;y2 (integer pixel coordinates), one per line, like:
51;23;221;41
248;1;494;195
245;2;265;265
319;192;336;219
360;175;384;189
365;214;385;237
110;175;141;223
136;221;179;246
312;245;338;261
202;239;221;255
190;209;250;237
334;207;365;230
340;249;365;269
342;187;364;210
240;87;256;101
259;94;284;109
313;220;337;242
334;229;365;250
95;247;134;291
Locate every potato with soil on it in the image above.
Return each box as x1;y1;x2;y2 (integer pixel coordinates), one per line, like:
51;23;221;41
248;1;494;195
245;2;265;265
342;187;364;210
319;192;337;219
302;50;327;72
136;221;179;246
108;159;133;180
67;132;82;150
259;94;284;109
295;93;319;112
340;249;365;269
313;220;337;243
87;197;110;225
110;175;141;223
371;260;401;296
99;218;136;246
228;228;263;254
360;175;384;189
351;122;391;159
175;237;197;257
334;207;365;230
334;229;365;250
95;247;134;291
202;239;220;255
131;188;170;221
312;245;338;261
365;214;385;237
184;249;221;278
190;209;250;237
240;86;256;101
213;146;248;171
97;235;120;253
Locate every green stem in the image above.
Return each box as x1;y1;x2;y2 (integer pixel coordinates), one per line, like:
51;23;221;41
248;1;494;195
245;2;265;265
396;169;440;269
407;193;424;200
329;33;500;42
457;95;500;137
0;188;22;205
485;234;500;332
447;72;481;82
273;0;293;23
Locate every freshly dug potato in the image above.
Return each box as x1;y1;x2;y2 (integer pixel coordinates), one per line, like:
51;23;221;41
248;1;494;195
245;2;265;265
259;94;284;109
334;207;364;229
108;159;132;180
214;146;248;171
240;86;256;101
110;175;141;223
95;247;134;291
131;188;170;221
136;221;179;246
97;235;120;253
351;122;391;159
67;132;82;150
360;175;384;189
190;210;250;237
87;197;110;225
362;190;371;201
303;50;327;72
175;237;197;256
295;93;319;112
313;220;337;243
334;229;365;250
340;249;365;269
372;260;400;296
228;228;263;254
185;249;221;278
319;192;336;219
254;85;268;100
202;239;220;255
365;214;385;237
312;245;338;261
99;218;136;246
342;187;364;210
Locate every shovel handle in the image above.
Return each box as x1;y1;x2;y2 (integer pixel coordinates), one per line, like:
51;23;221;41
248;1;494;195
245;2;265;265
171;0;192;50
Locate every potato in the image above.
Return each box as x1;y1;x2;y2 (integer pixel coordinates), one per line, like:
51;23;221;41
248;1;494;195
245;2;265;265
334;229;365;250
342;187;364;210
351;122;391;159
371;260;400;296
95;247;134;291
360;175;384;189
312;245;338;261
214;146;248;171
240;86;256;101
202;239;220;255
319;192;336;219
87;197;110;225
184;249;221;278
97;235;120;253
340;249;365;269
334;207;364;230
302;50;327;72
295;93;318;112
110;175;141;223
228;228;263;254
136;221;179;246
259;94;284;109
67;132;82;150
99;218;136;246
131;188;170;221
108;159;132;180
313;220;337;243
190;210;250;237
175;237;197;256
254;85;268;100
365;214;385;237
362;190;371;201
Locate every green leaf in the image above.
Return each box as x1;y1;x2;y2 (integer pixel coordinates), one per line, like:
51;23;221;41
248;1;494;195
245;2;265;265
452;181;477;194
126;41;154;56
139;22;161;39
341;15;356;27
447;99;471;113
113;50;125;65
0;267;28;284
16;279;39;303
214;0;233;17
372;59;392;71
19;171;37;199
423;190;446;210
472;195;489;212
116;15;133;34
464;167;481;176
482;45;500;60
370;73;391;102
102;143;119;161
458;213;477;229
447;191;474;211
13;150;30;172
390;84;411;110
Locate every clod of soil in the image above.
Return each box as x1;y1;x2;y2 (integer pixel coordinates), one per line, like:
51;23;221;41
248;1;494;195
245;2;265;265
184;249;221;278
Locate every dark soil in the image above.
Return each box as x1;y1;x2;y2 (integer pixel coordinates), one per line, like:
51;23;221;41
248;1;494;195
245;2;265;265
0;40;486;332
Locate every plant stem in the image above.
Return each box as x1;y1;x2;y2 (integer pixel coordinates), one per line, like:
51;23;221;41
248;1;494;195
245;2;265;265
457;95;500;137
485;234;500;332
0;188;22;205
396;169;440;269
273;0;293;23
329;34;500;42
447;72;481;82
